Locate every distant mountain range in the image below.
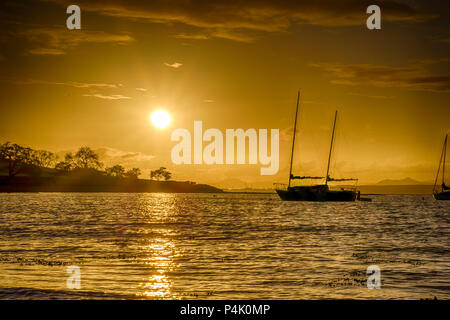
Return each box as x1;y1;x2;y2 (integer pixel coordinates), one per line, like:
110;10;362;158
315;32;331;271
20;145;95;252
376;177;426;185
360;177;434;195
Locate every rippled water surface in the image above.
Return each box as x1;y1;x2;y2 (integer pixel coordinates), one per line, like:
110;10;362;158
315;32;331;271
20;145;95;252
0;193;449;299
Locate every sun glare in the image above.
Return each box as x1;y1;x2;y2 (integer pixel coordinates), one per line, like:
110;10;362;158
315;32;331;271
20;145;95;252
151;110;171;128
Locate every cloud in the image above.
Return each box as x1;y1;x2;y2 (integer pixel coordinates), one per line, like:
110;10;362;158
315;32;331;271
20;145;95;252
203;99;215;103
6;77;132;99
135;87;147;91
95;147;155;165
348;92;394;99
210;30;257;43
311;61;450;92
10;78;122;89
28;48;66;55
83;94;131;100
44;0;436;42
173;34;210;41
164;62;183;68
21;26;134;55
174;30;257;43
95;147;157;174
70;83;122;89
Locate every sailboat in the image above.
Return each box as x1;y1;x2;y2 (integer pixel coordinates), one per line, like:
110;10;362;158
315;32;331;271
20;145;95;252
275;91;358;201
433;134;450;200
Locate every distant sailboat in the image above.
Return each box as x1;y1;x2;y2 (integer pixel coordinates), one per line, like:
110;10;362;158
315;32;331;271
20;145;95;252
433;134;450;200
275;91;358;201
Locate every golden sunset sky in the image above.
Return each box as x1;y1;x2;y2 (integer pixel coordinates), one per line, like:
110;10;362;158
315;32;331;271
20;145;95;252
0;0;449;188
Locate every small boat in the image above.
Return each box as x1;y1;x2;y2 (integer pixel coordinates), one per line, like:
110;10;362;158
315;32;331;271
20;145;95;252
275;91;358;202
433;134;450;200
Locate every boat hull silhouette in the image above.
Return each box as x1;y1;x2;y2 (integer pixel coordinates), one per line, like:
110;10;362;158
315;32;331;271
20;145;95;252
276;185;356;202
434;191;450;200
433;134;449;200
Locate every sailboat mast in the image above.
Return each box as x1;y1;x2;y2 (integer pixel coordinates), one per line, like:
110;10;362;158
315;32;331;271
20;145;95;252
325;110;338;185
288;91;300;188
433;134;446;193
443;134;448;186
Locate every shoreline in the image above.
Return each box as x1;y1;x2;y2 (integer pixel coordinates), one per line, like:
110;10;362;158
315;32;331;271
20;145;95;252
0;175;223;194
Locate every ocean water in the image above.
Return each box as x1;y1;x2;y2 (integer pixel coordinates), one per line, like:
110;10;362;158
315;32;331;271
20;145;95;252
0;193;448;300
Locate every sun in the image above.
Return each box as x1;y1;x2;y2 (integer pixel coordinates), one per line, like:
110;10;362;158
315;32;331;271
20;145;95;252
150;110;171;128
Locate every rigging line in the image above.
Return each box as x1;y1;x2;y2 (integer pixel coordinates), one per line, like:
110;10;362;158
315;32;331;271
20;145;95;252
443;134;447;185
334;115;349;179
325;110;338;185
433;134;446;193
288;90;300;188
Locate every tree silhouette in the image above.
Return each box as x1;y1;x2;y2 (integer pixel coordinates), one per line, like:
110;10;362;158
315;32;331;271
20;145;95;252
74;147;103;169
124;168;141;179
0;142;34;178
1;141;176;187
32;150;57;168
54;148;103;172
64;152;75;165
150;167;172;181
105;165;125;177
55;161;72;172
55;153;76;172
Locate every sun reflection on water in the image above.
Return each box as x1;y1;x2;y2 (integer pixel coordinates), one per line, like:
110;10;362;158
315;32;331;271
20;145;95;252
138;238;176;298
142;274;171;298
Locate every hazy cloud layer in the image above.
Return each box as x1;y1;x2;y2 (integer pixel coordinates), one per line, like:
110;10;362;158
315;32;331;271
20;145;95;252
311;62;450;92
83;94;131;100
7;78;132;99
22;26;134;55
349;92;394;99
11;79;123;88
44;0;435;42
95;147;155;166
175;30;258;42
